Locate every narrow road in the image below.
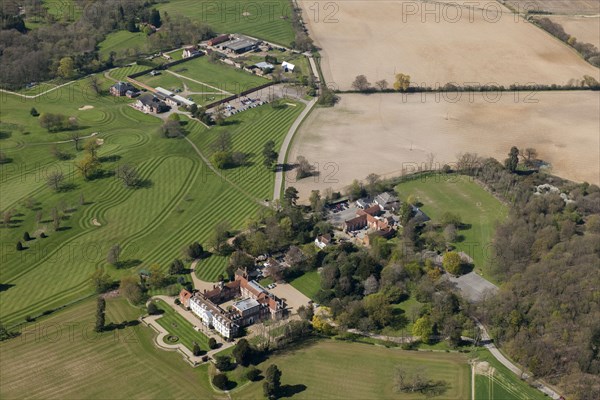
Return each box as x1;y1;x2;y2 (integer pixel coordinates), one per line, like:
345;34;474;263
272;97;318;201
0;80;77;99
476;320;561;399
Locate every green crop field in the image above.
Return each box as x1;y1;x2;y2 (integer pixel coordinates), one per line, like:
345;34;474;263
153;299;209;351
289;270;320;300
156;0;295;46
99;31;148;61
474;349;547;400
396;175;508;281
0;71;303;324
233;339;471;399
0;297;222;399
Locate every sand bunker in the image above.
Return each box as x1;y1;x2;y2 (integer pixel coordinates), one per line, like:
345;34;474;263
78;105;94;111
91;218;101;226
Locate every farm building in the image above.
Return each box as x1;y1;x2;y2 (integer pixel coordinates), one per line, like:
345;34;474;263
207;34;230;46
110;81;138;97
135;93;169;113
155;87;196;108
182;46;202;58
282;61;295;72
220;35;260;54
374;192;399;211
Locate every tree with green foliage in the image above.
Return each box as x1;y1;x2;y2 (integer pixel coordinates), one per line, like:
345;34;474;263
212;373;228;390
400;202;415;226
16;241;23;251
442;251;462;275
412;314;434;343
57;57;75;79
148;264;166;288
74;154;100;180
126;18;137;32
185;242;204;260
233;338;252;366
23;231;31;241
211;151;233;169
149;9;161;27
246;367;261;381
504;146;519;172
262;140;278;169
30;107;39;117
208;337;218;349
147;302;159;315
90;268;112;293
192;342;202;356
393;73;411;91
169;259;185;275
95;297;106;333
215;355;233;371
284;186;299;206
264;364;282;399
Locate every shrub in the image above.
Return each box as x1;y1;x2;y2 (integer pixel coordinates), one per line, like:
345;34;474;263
212;373;229;390
208;337;218;349
147;302;159;315
246;367;261;381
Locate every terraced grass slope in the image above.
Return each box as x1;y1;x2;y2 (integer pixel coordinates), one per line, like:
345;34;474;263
99;31;148;61
396;174;508;281
1;75;301;325
233;339;471;399
156;0;295;46
0;297;220;399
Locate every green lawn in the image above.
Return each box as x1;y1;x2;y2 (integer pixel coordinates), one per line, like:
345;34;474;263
156;0;295;46
169;56;269;94
99;31;148;61
107;64;151;81
0;297;218;399
396;175;508;281
0;75;282;325
233;339;471;399
474;349;547;400
289;270;320;300
153;299;209;351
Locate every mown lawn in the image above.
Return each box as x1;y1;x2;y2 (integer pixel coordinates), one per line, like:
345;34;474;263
395;174;508;281
0;75;269;324
153;299;209;351
156;0;295;46
474;349;547;400
289;270;320;300
232;339;471;399
0;297;218;399
99;31;148;61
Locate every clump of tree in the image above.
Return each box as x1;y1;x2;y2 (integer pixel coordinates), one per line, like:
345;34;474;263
394;366;449;396
115;163;140;188
262;364;283;399
351;74;372;92
317;86;339;106
120;275;144;305
393;73;411;91
184;242;204;260
212;373;229;390
39;113;78;132
262;140;278;170
160;120;184;138
295;155;314;180
95;297;106;333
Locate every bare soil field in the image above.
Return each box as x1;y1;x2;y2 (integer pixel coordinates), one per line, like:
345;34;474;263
287;92;600;199
548;15;600;47
504;0;600;15
300;0;599;90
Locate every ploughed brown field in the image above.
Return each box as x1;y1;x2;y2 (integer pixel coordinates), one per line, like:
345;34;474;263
287;92;600;199
548;15;600;48
505;0;600;15
300;0;599;90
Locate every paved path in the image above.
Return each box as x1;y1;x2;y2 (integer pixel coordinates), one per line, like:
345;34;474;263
166;70;232;95
272;97;318;201
143;295;235;365
0;80;77;99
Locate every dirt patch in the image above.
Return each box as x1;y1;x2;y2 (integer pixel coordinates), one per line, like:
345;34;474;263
299;0;599;90
78;105;94;111
473;361;495;376
287;92;600;200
